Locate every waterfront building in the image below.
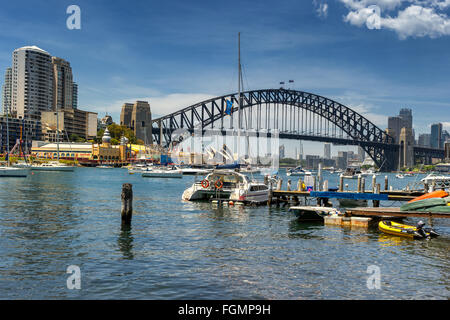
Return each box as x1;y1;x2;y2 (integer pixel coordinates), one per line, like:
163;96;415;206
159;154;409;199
0;116;42;153
91;128;130;161
1;67;12;115
41;108;98;141
11;46;53;120
52;57;73;111
324;143;331;159
31;141;93;160
120;101;152;145
430;123;443;149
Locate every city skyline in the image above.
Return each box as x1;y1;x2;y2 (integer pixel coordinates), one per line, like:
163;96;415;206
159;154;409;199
0;1;449;136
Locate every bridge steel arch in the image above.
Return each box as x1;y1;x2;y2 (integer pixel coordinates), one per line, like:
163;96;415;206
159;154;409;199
152;89;398;171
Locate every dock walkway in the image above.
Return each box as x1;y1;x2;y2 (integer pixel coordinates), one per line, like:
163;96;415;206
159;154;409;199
346;207;450;219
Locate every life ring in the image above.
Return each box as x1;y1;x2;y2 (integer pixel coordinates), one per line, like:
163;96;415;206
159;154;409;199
215;179;224;189
201;179;210;188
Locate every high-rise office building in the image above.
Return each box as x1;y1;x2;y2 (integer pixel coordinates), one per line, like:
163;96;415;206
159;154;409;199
72;82;78;109
120;101;153;144
324;143;331;159
399;108;413;129
387;116;403;143
11;46;53;120
430;123;443;149
2;67;12;115
418;133;431;147
52;57;73;111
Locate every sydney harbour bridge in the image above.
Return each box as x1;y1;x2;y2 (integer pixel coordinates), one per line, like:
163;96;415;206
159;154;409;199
151;88;444;171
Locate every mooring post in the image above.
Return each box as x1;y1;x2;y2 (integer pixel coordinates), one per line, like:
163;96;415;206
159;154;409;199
373;183;381;207
357;175;362;193
339;174;344;192
372;175;376;193
268;181;273;206
323;180;328;192
277;178;283;191
287;179;291;191
318;163;323;191
384;176;389;191
121;183;133;225
361;177;366;193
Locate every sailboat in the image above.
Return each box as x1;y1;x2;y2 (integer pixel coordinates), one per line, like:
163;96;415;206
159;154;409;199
31;109;74;172
0;109;28;177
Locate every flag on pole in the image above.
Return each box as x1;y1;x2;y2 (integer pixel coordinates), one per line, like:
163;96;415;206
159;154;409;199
225;99;233;116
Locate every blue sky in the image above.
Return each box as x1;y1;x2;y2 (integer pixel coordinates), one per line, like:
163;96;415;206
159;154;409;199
1;0;449;156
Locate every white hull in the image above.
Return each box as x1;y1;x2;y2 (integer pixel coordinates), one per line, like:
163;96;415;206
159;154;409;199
142;170;183;178
31;165;74;172
0;167;28;177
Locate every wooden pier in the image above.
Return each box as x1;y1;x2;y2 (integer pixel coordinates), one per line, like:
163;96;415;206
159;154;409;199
271;190;422;202
346;207;450;219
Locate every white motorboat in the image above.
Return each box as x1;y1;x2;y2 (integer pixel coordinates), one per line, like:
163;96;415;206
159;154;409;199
396;174;405;179
128;163;153;174
286;166;312;176
182;169;269;204
142;167;182;178
97;165;114;169
421;173;450;190
31;161;74;172
0;166;28;177
341;168;362;179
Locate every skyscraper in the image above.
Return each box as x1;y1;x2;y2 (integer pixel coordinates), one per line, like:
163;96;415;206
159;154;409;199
1;67;12;115
430;123;443;149
11;46;53;120
52;57;73;111
399;108;412;129
324;143;331;159
72;82;78;109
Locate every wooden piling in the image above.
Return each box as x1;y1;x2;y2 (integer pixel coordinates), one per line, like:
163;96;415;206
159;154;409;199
361;177;366;193
357;175;362;193
121;183;133;225
384;176;389;191
372;175;376;193
373;183;381;207
277;178;283;191
339;174;344;192
287;179;292;191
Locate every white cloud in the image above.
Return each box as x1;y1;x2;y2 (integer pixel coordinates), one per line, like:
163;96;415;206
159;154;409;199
339;0;450;38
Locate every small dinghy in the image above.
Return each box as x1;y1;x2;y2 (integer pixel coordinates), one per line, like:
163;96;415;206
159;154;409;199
379;220;439;239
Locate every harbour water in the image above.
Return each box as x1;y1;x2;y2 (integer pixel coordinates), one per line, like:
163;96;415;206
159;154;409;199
0;168;448;299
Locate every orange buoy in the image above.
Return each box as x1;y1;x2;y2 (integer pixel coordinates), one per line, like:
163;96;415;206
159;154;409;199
408;190;448;203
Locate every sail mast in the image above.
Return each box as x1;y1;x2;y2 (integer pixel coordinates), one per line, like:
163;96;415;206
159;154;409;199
237;32;241;162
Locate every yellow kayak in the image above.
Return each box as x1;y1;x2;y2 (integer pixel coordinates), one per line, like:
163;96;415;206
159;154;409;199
378;221;439;239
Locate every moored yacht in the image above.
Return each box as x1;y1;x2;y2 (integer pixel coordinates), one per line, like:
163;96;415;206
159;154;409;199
31;161;74;172
0;166;28;177
182;169;269;204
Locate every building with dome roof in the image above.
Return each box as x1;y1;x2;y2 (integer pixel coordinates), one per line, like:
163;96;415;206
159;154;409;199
91;130;130;162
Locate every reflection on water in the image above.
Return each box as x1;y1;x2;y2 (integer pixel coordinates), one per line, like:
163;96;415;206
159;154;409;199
0;168;448;299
